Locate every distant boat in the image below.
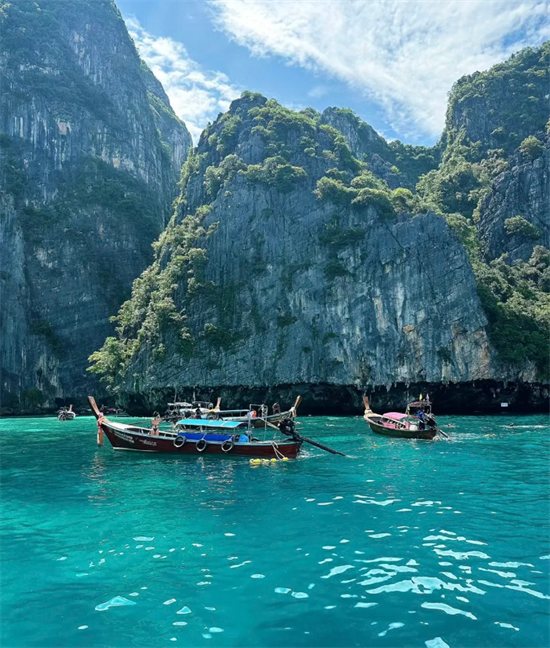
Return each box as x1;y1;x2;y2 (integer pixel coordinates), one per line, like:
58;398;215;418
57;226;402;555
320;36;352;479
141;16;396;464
57;406;76;421
163;399;219;422
212;398;301;429
362;396;438;440
89;396;302;459
163;397;300;428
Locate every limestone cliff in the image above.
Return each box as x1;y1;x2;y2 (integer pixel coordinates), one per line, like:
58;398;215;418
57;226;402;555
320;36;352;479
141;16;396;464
0;0;191;411
90;45;550;413
320;107;439;190
90;93;517;412
477;146;549;263
444;45;549;157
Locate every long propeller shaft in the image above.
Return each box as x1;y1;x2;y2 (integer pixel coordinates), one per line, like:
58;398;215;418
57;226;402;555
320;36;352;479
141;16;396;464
258;417;346;457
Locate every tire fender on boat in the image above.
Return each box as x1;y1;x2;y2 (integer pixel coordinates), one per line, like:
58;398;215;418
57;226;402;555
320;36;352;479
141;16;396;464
196;438;208;452
174;435;186;448
221;437;234;453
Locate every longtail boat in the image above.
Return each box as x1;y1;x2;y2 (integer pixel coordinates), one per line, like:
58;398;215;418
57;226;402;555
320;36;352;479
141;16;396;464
89;396;302;458
362;396;439;440
211;398;301;428
57;406;76;421
163;397;300;428
163;399;219;422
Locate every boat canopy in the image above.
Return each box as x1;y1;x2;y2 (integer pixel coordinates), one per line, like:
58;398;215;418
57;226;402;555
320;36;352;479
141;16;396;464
383;412;408;420
176;418;246;428
406;401;432;414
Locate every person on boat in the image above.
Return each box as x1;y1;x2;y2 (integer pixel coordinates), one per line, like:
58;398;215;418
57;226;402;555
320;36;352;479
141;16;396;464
272;402;281;415
417;409;426;430
194;407;202;419
151;412;161;436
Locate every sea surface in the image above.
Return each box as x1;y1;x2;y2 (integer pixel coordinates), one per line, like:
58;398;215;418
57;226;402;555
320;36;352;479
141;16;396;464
1;414;549;648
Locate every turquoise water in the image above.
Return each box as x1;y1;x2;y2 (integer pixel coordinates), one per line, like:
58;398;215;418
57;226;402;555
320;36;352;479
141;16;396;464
1;414;549;648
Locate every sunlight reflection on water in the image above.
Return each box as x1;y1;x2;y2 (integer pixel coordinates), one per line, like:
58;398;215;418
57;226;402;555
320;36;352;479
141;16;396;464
0;414;548;647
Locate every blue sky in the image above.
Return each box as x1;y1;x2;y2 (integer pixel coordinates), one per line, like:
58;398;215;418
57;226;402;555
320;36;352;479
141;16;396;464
117;0;550;146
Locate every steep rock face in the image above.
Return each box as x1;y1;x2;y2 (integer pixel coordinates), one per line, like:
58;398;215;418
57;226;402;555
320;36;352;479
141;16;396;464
0;0;191;410
96;93;500;406
414;43;549;380
133;193;491;388
477;143;549;263
444;44;549;155
321;107;439;190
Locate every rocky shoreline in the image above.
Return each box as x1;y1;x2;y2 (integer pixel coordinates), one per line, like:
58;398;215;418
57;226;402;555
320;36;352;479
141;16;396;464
5;380;547;417
117;380;550;415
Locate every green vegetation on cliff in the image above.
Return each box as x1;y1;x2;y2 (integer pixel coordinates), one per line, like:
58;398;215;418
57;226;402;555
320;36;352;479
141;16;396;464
89;198;212;384
417;158;549;377
417;42;550;376
320;107;439;188
244;156;307;191
445;42;549;155
475;247;550;372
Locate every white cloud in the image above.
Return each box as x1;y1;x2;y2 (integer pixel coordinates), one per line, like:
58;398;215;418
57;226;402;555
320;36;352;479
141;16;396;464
308;84;331;99
126;16;242;144
208;0;550;140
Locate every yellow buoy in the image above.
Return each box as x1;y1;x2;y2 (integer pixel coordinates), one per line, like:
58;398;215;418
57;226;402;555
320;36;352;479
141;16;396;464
270;458;277;463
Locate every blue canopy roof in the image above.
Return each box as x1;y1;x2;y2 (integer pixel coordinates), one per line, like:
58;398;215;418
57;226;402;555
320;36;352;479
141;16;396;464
176;418;246;429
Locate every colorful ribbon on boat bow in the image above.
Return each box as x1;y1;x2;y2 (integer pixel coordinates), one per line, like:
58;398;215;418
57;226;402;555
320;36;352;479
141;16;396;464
97;415;105;446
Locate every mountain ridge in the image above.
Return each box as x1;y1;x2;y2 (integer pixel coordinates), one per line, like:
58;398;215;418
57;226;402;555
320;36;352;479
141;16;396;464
89;42;549;412
1;1;547;413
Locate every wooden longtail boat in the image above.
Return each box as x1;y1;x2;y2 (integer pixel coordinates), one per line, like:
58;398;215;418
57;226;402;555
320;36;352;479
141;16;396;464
163;397;300;428
212;397;301;428
89;397;302;458
363;397;438;440
163;399;219;422
57;406;76;421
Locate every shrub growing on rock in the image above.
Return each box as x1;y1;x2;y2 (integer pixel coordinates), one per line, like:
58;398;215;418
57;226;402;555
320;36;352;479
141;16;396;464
504;215;540;239
519;135;544;159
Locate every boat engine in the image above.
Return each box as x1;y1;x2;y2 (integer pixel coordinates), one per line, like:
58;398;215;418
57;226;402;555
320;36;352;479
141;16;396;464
278;418;296;437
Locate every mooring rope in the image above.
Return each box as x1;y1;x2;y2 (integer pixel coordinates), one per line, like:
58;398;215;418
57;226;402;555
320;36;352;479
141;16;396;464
270;440;286;460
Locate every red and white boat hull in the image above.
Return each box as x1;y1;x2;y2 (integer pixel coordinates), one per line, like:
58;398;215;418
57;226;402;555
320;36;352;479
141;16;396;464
100;419;302;458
